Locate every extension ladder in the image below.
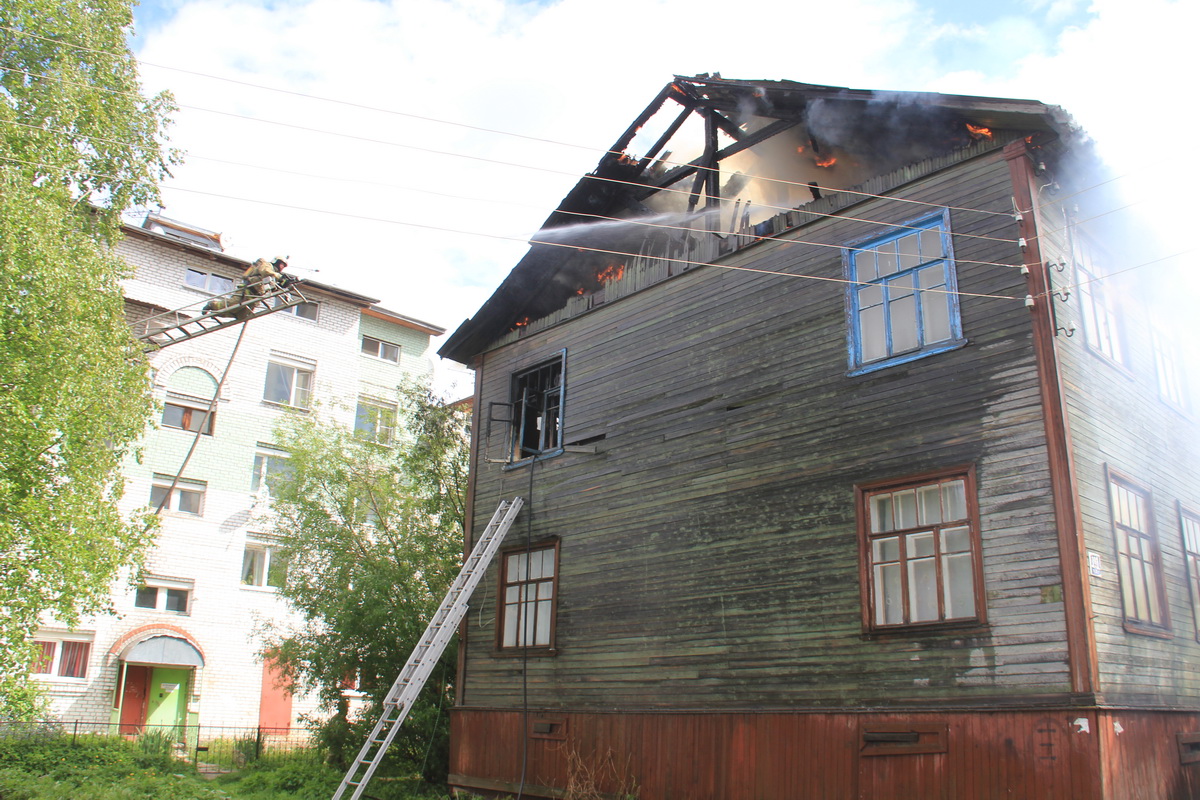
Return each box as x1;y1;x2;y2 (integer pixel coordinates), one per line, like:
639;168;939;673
134;282;311;351
332;496;525;800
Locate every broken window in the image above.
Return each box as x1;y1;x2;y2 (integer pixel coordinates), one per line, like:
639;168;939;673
859;468;984;631
508;355;565;462
846;212;962;374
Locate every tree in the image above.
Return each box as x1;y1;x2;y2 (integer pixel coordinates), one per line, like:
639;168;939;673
263;385;470;782
0;0;176;716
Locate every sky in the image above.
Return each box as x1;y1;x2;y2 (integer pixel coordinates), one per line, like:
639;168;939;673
124;0;1198;390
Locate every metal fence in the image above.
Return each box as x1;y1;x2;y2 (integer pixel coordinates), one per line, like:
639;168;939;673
0;719;324;774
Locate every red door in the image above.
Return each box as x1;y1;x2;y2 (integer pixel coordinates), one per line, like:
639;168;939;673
119;665;151;734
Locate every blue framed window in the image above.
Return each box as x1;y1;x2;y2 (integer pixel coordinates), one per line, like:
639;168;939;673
846;212;963;374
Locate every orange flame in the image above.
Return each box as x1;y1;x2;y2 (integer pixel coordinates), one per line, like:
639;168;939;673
1025;135;1035;144
513;316;530;329
965;123;993;139
796;145;807;154
575;287;585;295
815;155;837;168
596;263;625;284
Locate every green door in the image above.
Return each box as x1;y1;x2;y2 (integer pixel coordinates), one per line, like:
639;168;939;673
145;667;190;732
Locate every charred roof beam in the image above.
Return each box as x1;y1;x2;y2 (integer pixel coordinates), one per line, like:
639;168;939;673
634;115;803;202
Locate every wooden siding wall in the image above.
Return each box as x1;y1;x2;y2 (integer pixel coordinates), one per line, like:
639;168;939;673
1037;201;1200;705
460;150;1071;712
451;708;1160;800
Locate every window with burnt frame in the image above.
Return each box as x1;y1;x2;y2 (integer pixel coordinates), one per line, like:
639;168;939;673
498;542;558;651
510;355;564;461
858;468;985;631
1107;469;1169;634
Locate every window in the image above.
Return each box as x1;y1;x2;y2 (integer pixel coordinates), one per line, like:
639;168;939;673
361;336;400;363
1181;509;1200;642
1107;470;1168;633
355;399;397;445
511;355;565;461
846;213;962;373
1153;329;1188;410
184;268;235;295
264;358;314;409
31;637;91;679
858;468;983;630
133;577;192;614
498;543;558;650
275;298;319;321
161;399;214;435
242;539;288;588
251;446;292;494
1073;234;1123;364
150;475;205;515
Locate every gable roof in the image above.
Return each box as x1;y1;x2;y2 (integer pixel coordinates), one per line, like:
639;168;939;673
439;75;1075;364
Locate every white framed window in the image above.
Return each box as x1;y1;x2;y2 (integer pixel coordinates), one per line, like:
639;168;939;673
355;398;397;445
264;354;314;409
242;538;289;589
498;542;559;651
275;297;319;321
184;268;235;295
251;445;292;494
361;336;401;363
150;474;205;515
1073;233;1124;365
161;396;214;435
132;577;192;614
31;633;93;680
1152;329;1188;410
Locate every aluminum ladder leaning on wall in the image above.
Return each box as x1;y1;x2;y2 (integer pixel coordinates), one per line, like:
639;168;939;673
331;496;526;800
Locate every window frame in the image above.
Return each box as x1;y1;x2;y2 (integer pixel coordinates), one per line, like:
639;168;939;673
1072;231;1125;367
1180;505;1200;643
251;445;292;495
856;465;986;633
844;210;964;375
354;398;398;445
495;539;560;655
275;297;319;321
149;474;206;516
263;355;315;409
1152;328;1189;412
361;336;401;363
31;635;92;680
242;537;288;590
506;351;566;464
132;576;192;615
184;268;236;295
1105;466;1170;636
161;396;215;435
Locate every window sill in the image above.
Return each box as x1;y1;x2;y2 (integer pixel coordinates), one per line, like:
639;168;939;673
492;647;558;658
261;400;311;413
848;339;967;377
1123;622;1172;640
240;584;280;593
31;677;89;691
863;620;988;639
502;449;564;471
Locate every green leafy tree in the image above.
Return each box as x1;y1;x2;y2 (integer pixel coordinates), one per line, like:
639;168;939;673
264;385;470;783
0;1;176;716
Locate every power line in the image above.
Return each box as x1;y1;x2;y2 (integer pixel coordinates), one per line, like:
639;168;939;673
0;56;1033;229
0;152;1032;273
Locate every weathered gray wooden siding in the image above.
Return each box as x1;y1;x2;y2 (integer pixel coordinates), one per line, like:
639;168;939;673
460;149;1070;711
1039;201;1200;705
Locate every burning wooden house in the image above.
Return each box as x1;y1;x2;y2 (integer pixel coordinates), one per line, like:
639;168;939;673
439;75;1200;798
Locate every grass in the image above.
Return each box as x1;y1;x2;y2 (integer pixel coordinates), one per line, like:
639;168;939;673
0;730;451;800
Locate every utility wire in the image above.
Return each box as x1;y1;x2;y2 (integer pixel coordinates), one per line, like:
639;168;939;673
0;152;1034;280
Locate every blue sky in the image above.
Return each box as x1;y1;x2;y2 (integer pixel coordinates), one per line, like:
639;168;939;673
121;0;1195;384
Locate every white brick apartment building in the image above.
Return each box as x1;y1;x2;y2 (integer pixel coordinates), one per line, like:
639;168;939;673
30;214;444;733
